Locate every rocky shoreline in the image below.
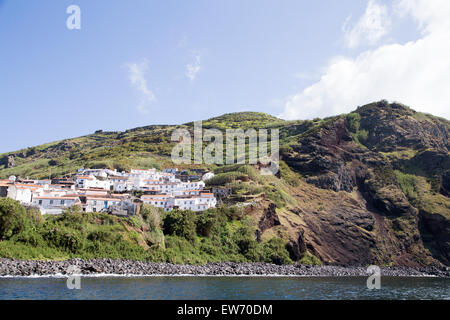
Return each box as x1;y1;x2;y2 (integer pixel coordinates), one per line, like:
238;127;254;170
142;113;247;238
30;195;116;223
0;259;449;277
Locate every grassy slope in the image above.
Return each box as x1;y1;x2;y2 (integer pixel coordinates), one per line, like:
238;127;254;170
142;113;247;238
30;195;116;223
0;105;449;265
0;112;313;179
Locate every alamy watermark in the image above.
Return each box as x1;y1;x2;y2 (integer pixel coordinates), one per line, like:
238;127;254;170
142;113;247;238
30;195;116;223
66;265;81;290
66;5;81;30
171;121;279;175
366;265;381;290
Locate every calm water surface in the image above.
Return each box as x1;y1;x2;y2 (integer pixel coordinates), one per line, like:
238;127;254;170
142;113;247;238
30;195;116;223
0;276;449;300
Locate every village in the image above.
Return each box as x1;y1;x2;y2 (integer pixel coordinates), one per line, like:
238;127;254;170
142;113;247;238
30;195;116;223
0;167;219;216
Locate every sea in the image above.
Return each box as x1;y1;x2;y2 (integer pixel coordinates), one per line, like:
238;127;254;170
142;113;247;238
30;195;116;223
0;276;449;300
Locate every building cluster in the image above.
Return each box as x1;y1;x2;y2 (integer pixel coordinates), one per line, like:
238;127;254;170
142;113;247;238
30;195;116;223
0;167;217;215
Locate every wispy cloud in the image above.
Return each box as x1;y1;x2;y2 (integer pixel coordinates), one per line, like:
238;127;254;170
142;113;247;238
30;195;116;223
342;0;391;49
125;59;156;114
186;52;201;81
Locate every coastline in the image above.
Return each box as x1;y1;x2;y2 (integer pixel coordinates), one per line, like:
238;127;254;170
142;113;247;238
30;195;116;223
1;259;449;278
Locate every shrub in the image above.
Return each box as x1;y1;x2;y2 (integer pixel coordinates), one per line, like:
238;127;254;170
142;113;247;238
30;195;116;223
196;210;224;237
205;172;247;186
87;230;115;242
144;229;165;248
13;229;45;247
221;206;244;221
141;205;162;229
346;112;361;133
261;238;292;265
357;129;369;144
60;207;86;227
0;198;30;240
232;224;260;260
163;210;196;241
395;170;418;199
25;206;44;225
299;251;322;265
43;227;85;253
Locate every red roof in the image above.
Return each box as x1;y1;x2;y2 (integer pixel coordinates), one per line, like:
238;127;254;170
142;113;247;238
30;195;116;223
76;176;94;180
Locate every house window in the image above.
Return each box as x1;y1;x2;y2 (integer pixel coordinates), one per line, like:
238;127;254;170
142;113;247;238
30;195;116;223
49;200;53;205
93;208;97;212
61;200;65;205
38;200;42;205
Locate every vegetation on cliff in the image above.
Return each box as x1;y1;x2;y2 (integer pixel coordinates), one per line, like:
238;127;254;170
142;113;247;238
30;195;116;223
0;101;448;267
0;198;293;265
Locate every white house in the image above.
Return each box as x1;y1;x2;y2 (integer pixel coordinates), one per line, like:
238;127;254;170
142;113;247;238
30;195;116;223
159;182;180;194
173;189;201;197
77;168;110;178
179;181;205;191
7;184;43;204
75;175;94;188
32;196;81;215
167;197;196;211
166;193;216;212
83;197;122;213
128;168;157;179
197;193;217;207
141;194;171;210
75;175;112;191
109;176;129;192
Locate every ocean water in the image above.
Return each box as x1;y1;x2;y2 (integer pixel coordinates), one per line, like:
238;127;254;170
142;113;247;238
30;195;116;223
0;276;448;300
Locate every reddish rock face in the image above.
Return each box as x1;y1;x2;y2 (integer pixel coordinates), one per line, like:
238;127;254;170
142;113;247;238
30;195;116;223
256;202;280;241
419;210;450;265
278;102;449;267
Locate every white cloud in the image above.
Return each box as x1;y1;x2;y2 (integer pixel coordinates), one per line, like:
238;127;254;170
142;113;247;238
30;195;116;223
280;0;450;121
186;53;201;81
395;0;450;34
125;59;156;114
343;0;391;49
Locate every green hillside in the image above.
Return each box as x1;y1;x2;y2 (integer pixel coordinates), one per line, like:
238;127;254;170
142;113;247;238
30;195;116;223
1;101;449;267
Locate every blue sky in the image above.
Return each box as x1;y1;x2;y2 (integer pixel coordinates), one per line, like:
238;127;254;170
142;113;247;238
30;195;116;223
1;0;448;153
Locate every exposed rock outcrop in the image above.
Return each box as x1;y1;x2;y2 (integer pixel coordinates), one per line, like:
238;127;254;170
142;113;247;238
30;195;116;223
247;201;281;242
419;211;450;265
357;101;449;152
0;155;15;168
279;102;449;267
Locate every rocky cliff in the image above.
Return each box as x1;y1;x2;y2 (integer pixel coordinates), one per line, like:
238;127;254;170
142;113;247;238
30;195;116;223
279;101;449;267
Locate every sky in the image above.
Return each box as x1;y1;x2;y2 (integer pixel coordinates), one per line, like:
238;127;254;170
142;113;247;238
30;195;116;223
0;0;449;153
